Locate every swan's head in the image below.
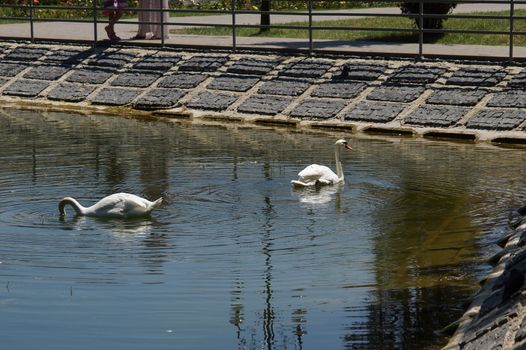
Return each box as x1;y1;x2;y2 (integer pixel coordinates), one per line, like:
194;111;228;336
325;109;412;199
335;139;352;150
59;197;83;217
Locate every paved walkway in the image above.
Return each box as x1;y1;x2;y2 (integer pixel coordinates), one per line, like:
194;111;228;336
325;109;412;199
1;4;525;59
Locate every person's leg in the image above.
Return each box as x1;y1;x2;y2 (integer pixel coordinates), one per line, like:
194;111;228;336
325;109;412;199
106;12;122;40
105;13;115;40
132;0;148;39
151;0;169;39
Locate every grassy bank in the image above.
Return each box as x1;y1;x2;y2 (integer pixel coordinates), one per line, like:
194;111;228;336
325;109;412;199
171;9;526;46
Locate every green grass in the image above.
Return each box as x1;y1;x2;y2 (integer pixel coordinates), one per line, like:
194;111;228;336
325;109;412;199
171;9;526;46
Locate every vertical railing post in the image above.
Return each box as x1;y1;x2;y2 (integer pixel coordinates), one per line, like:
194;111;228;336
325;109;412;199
93;0;98;46
29;0;34;43
418;0;423;60
160;0;165;47
232;0;236;52
308;0;313;55
510;0;515;61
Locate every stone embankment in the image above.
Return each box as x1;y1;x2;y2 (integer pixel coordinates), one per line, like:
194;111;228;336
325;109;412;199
443;206;526;350
1;42;526;144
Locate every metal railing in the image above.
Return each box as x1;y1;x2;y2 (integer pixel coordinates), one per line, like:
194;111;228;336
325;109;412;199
1;0;526;61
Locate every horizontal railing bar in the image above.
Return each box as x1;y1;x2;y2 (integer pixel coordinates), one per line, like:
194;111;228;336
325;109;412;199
1;9;521;21
0;16;29;21
306;26;419;33
422;28;513;34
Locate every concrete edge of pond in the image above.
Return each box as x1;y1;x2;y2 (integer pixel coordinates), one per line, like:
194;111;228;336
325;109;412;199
2;97;526;149
443;206;526;350
2;42;526;147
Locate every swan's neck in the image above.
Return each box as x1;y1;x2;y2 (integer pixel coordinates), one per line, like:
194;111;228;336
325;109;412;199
335;146;344;181
59;197;87;216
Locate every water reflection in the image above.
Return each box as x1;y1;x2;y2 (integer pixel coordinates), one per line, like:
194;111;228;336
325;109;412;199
1;107;525;350
292;183;344;206
60;215;156;235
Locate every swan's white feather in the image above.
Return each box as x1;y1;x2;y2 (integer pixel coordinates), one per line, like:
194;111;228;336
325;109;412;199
297;164;338;184
291;139;351;188
59;193;163;218
291;165;338;187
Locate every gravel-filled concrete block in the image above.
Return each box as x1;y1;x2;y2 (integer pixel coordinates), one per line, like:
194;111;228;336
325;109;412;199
508;72;526;88
487;90;526;108
461;324;509;350
426;88;487;106
157;73;207;89
311;81;367;99
367;85;425;102
0;62;29;77
178;55;228;72
88;51;135;68
405;105;468;127
91;87;141;105
386;66;446;85
258;78;311;96
0;45;10;55
467;109;526;130
44;49;92;65
66;67;116;84
111;70;162;88
2;79;50;97
186;91;238;111
333;63;387;81
23;65;71;81
279;59;332;79
290;98;346;119
47;82;96;102
207;74;260;92
447;67;506;87
132;54;181;71
237;94;292;115
5;46;49;61
227;57;281;75
344;101;405;123
134;88;187;109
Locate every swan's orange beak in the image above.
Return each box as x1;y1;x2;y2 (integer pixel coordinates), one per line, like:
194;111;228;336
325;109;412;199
345;144;353;150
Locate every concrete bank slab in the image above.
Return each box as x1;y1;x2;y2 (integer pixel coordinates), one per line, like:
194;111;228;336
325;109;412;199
1;41;526;145
443;206;526;350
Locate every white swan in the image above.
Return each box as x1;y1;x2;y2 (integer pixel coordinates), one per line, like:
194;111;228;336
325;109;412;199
291;139;352;188
59;193;163;218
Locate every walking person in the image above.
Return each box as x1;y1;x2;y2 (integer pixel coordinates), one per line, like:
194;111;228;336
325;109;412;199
132;0;170;40
103;0;128;41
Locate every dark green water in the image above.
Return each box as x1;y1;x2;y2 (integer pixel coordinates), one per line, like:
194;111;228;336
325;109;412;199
0;108;525;350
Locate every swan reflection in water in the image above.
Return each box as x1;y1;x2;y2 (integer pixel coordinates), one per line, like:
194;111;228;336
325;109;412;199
59;214;157;236
292;183;344;205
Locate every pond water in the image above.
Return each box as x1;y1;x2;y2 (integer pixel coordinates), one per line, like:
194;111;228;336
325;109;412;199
1;108;525;350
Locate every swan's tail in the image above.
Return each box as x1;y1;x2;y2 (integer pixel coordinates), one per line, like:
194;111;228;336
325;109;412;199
151;198;163;209
291;180;315;188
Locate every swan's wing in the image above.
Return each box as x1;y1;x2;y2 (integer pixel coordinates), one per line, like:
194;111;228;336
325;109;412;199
316;178;333;185
297;164;327;180
90;193;148;217
297;164;338;184
291;179;316;187
90;194;126;216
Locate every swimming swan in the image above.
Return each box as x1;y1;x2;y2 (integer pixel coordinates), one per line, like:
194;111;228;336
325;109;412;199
59;193;163;218
291;139;352;188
